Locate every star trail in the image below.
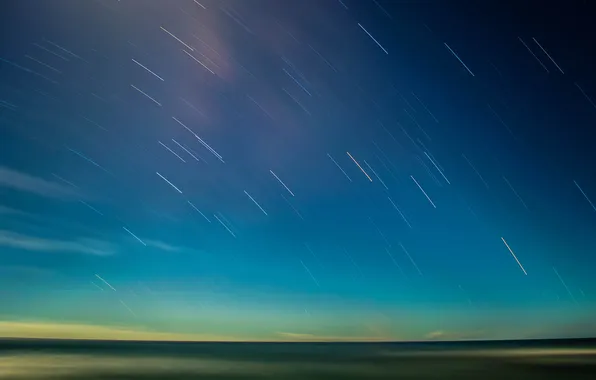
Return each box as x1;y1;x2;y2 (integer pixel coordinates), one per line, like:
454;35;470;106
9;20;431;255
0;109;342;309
1;0;596;342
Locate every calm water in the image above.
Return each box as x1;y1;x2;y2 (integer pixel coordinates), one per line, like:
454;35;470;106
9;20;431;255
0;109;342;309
1;338;596;379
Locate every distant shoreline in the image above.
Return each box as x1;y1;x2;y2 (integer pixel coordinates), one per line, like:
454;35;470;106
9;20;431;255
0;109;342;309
1;336;595;345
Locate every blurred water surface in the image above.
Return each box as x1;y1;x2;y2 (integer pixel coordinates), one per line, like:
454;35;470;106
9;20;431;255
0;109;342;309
1;339;596;379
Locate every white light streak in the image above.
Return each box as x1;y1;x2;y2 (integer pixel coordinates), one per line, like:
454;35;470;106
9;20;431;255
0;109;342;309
364;160;388;189
171;116;224;163
424;152;450;184
120;300;136;317
172;139;200;162
300;259;320;287
410;175;436;208
182;49;215;74
187;201;211;223
158;141;186;163
553;267;576;302
193;0;207;9
327;153;352;182
95;274;116;291
156;172;183;194
347;151;373;182
532;38;564;74
398;242;422;276
387;197;412;229
574;180;596;212
160;26;194;51
444;43;475;76
131;59;164;81
130;84;161;106
79;200;104;216
500;237;528;275
244;190;268;216
518;37;549;73
123;226;147;246
214;214;236;238
270;170;295;196
358;23;388;54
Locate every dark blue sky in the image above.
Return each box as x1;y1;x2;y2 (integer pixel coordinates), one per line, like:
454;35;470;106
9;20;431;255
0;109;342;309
1;0;596;341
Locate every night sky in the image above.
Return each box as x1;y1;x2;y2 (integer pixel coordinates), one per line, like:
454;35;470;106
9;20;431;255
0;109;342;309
1;0;596;342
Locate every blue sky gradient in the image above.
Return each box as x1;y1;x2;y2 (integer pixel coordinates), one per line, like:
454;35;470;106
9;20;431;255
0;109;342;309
1;0;596;341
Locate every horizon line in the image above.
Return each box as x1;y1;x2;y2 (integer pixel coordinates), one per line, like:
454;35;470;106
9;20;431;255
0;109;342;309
2;336;595;344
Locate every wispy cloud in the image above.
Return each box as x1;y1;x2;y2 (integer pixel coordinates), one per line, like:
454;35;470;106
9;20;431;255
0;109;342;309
425;330;483;341
0;205;29;216
0;166;77;199
277;332;391;342
0;321;387;343
145;240;185;252
0;265;55;278
0;230;115;256
0;320;252;342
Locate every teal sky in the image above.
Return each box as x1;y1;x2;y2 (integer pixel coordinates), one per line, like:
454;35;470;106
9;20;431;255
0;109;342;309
1;0;596;341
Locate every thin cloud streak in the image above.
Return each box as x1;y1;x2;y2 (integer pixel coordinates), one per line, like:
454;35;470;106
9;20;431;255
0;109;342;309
0;166;77;199
145;240;185;252
0;230;115;256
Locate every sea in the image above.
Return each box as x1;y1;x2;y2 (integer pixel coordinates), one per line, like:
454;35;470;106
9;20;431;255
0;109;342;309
1;338;595;379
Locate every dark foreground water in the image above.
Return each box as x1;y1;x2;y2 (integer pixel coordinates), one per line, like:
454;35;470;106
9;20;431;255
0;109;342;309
1;338;596;379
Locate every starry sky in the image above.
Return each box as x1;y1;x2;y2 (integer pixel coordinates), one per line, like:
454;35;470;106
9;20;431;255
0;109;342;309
1;0;596;342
